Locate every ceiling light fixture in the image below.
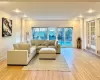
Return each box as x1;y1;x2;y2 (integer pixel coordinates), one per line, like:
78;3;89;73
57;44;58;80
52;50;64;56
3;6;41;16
87;9;95;13
13;9;21;13
23;14;27;18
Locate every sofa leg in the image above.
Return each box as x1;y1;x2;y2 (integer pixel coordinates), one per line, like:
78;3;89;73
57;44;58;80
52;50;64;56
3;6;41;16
56;53;60;54
39;58;55;60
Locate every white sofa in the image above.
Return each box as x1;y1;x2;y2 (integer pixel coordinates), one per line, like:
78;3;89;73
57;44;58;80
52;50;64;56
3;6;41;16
31;40;60;53
7;43;36;65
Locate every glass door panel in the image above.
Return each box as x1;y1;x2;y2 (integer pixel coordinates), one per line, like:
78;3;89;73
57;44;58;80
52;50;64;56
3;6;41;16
57;28;64;46
32;28;40;40
65;28;73;47
48;28;56;40
39;28;47;40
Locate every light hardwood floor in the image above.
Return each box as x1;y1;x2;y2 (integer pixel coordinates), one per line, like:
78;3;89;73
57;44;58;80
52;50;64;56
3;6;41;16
0;48;100;80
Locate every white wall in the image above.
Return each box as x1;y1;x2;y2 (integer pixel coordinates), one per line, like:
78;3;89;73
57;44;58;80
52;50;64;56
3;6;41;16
0;11;22;59
25;20;80;47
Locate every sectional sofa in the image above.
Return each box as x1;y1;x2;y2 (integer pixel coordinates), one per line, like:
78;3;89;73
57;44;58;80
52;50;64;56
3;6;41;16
7;43;36;65
31;40;60;54
7;40;60;65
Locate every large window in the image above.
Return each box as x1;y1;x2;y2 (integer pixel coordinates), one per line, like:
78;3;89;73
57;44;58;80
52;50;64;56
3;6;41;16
65;28;72;42
32;28;47;40
48;28;56;40
57;28;72;47
32;28;40;40
39;28;47;40
32;27;73;47
57;28;64;42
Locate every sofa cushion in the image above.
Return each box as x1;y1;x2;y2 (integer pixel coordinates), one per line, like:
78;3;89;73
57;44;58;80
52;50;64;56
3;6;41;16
36;40;45;46
37;46;47;50
31;40;36;46
31;40;46;46
13;44;18;50
30;47;36;53
48;40;55;46
48;46;56;49
38;44;43;46
28;47;36;57
43;40;49;46
18;43;30;54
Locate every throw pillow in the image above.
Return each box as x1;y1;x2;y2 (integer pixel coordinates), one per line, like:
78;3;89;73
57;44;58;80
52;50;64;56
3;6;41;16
43;40;49;46
48;40;55;46
38;44;42;46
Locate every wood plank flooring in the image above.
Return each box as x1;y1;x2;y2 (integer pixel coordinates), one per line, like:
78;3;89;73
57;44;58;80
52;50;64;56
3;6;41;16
0;48;100;80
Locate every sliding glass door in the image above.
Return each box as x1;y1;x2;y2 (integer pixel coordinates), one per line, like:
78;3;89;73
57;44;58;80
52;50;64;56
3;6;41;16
65;28;72;46
57;28;64;46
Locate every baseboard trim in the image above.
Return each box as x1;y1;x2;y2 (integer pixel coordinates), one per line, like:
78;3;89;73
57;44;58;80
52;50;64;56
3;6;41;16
83;49;100;59
7;64;27;66
56;53;60;54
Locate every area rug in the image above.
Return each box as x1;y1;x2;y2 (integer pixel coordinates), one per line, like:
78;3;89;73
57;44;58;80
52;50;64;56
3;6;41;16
22;54;70;72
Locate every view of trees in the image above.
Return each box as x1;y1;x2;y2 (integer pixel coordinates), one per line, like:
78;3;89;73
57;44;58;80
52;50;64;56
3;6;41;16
39;28;47;40
48;28;56;40
58;28;64;42
32;28;40;40
65;28;72;41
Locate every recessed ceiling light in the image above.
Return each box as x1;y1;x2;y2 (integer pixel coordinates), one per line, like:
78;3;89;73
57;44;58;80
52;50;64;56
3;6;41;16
23;14;27;18
13;9;21;13
87;9;95;13
79;14;84;18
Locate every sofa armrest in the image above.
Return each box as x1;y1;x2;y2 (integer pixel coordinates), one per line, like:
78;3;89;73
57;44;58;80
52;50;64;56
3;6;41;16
56;44;61;54
7;50;28;65
55;40;58;46
55;40;58;48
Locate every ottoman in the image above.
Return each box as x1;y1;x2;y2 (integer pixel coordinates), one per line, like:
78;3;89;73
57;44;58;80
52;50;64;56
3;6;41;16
39;48;56;60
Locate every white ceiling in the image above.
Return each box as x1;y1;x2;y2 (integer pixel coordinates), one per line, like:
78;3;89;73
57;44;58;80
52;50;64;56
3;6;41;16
0;2;100;20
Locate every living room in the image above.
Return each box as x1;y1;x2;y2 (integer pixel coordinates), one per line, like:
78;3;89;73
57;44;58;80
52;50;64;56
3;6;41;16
0;1;100;80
